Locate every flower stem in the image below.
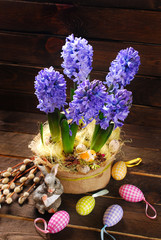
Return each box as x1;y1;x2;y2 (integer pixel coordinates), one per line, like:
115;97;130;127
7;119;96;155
48;108;61;142
40;123;44;145
60;119;78;154
90;122;114;152
91;123;101;146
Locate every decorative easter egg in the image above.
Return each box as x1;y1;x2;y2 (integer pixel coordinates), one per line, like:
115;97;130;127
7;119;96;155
112;161;127;180
119;184;144;202
76;165;90;174
79;150;96;162
103;204;123;227
76;196;95;215
48;211;70;233
119;184;157;219
34;210;70;234
109;139;120;154
76;143;87;153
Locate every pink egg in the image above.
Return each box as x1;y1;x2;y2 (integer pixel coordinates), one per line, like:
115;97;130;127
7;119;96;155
119;184;144;202
48;211;70;233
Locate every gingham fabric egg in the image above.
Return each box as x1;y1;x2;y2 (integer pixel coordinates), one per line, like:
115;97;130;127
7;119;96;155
119;184;157;219
76;196;95;216
112;161;127;180
34;210;70;234
101;205;123;240
48;211;70;233
119;184;144;202
76;189;109;216
103;204;123;227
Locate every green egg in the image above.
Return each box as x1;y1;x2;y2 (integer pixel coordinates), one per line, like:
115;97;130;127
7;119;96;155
76;196;95;216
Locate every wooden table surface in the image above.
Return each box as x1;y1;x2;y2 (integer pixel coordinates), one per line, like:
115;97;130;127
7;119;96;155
0;110;161;240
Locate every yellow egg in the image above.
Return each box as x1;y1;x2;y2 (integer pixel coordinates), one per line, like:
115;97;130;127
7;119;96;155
112;161;127;180
76;196;95;215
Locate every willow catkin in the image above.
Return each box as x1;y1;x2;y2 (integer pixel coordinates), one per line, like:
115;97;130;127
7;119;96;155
2;178;9;184
6;198;12;204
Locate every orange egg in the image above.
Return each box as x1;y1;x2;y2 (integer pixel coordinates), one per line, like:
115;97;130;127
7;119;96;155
79;150;96;162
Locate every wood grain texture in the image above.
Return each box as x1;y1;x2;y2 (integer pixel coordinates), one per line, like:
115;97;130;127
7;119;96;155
1;34;161;77
1;215;159;240
0;110;161;240
0;64;161;108
1;90;161;127
3;0;160;10
0;1;161;44
0;0;161;239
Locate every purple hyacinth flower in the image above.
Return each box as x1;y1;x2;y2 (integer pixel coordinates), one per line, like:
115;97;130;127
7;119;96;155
97;89;132;129
61;34;93;84
68;79;108;125
34;66;67;114
105;47;140;92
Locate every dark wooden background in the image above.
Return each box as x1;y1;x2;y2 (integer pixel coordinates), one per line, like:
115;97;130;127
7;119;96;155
0;0;161;127
1;1;161;239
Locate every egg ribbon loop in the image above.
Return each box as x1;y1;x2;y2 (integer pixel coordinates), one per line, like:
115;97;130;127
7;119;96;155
92;189;109;198
34;218;50;234
125;158;142;167
101;225;116;240
144;199;157;219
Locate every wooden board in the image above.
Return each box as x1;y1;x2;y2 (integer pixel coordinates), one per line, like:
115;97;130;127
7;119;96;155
1;0;161;237
0;64;161;108
0;110;161;239
4;0;160;10
1;34;161;77
0;1;161;44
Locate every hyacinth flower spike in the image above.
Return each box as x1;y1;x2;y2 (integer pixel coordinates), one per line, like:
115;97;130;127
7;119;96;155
105;47;140;93
90;88;133;152
90;47;140;152
34;66;67;143
61;34;93;85
61;33;93;100
68;79;112;151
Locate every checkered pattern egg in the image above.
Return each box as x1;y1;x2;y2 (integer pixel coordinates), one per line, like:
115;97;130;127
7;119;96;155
112;161;127;180
103;204;123;227
48;211;70;233
76;196;95;215
119;184;144;202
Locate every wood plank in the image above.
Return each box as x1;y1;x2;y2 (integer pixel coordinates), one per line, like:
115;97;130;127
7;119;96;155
0;64;161;108
4;0;159;11
1;215;157;240
0;131;34;157
0;2;161;44
0;123;161;158
1;110;161;152
0;110;160;240
0;110;46;134
0;178;161;239
0;218;42;239
126;105;161;128
121;124;161;150
0;34;161;77
1;90;161;127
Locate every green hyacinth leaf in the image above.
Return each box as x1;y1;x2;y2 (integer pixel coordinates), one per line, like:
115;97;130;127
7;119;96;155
48;109;61;142
91;122;114;152
60;119;78;154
